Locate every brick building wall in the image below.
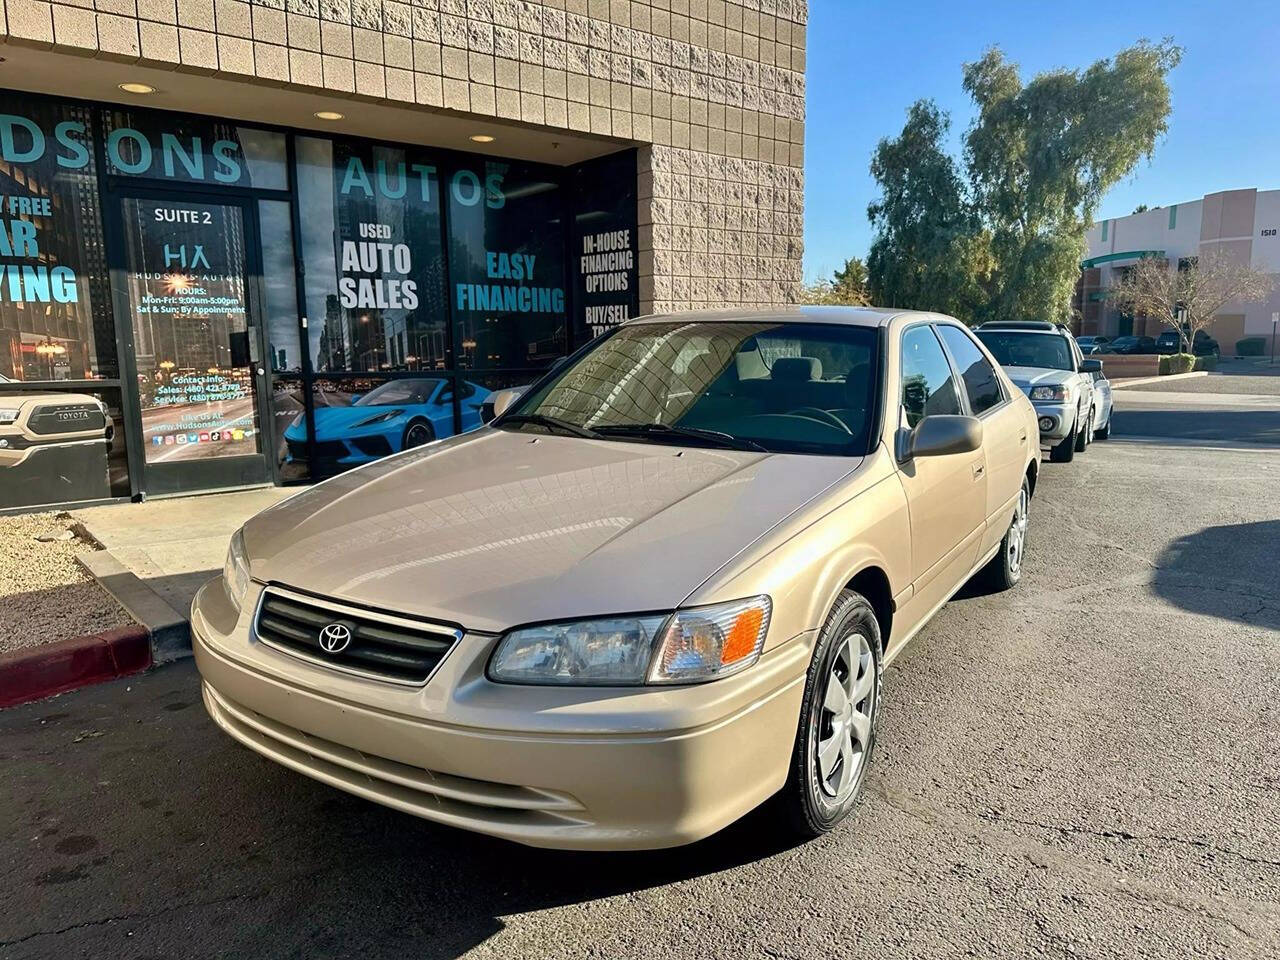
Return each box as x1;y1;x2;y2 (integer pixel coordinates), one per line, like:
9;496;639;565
1;0;807;314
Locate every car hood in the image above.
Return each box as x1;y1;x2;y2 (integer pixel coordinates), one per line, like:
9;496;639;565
1003;366;1075;392
244;429;861;633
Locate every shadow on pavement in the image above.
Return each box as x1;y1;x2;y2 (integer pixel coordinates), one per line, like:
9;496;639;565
0;661;809;958
1152;520;1280;631
1112;409;1280;444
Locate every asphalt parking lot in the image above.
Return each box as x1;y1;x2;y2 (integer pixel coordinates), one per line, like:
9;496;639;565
2;392;1278;959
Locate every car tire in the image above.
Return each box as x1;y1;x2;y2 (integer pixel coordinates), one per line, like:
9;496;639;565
1095;417;1110;441
775;589;881;841
1050;418;1077;463
1074;408;1092;453
403;419;436;449
978;476;1030;592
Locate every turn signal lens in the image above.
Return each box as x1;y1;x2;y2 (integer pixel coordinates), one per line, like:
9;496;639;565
223;528;251;612
649;596;772;684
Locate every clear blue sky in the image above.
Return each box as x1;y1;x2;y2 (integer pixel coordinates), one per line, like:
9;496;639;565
803;0;1280;282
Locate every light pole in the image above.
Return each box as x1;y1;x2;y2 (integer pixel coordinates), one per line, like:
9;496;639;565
1271;311;1277;366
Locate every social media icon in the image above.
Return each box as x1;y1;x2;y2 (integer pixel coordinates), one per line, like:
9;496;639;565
176;435;188;444
232;429;244;440
164;435;175;445
187;433;199;443
199;432;210;442
210;431;221;441
153;436;164;445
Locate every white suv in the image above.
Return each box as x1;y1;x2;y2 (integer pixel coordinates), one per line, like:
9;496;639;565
974;322;1100;463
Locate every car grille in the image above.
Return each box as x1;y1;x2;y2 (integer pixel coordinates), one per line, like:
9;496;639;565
27;401;106;436
254;587;461;685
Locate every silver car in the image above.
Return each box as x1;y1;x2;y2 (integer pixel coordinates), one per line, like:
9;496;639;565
974;322;1098;463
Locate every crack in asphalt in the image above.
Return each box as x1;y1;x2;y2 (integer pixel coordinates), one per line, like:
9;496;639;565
865;783;1278;944
0;891;259;948
974;812;1280;872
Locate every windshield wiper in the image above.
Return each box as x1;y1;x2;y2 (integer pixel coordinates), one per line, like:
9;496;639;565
595;422;768;452
500;413;602;439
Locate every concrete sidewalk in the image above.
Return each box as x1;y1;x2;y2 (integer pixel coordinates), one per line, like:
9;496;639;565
72;487;296;619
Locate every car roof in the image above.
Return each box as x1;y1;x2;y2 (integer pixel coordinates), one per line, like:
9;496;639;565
623;305;926;329
973;327;1064;337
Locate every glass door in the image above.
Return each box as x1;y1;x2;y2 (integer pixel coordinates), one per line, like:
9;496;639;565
116;193;273;495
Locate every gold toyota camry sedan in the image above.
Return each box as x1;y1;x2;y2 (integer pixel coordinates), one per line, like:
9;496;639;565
193;307;1039;850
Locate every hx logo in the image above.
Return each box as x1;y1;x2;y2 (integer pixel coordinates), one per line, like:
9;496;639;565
162;244;211;269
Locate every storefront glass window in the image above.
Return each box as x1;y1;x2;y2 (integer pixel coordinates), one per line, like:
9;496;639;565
102;109;287;190
447;160;568;370
0;96;114;381
119;197;262;464
295;136;449;375
258;199;302;374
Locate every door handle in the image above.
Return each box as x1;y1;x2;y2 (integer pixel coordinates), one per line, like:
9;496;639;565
1019;432;1027;444
972;462;985;480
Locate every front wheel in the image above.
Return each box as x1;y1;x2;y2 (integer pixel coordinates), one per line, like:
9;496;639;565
979;476;1030;591
1050;418;1077;463
1074;408;1092;453
775;590;881;840
403;419;436;449
1094;415;1111;441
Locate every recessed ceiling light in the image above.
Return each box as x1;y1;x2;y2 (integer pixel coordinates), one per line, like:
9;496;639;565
469;134;496;143
314;110;344;121
118;82;156;95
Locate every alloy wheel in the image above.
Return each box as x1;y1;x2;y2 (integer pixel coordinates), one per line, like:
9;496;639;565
815;632;875;802
1007;484;1029;577
405;423;433;448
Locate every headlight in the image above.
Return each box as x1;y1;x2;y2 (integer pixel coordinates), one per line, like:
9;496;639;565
0;407;20;424
355;409;404;427
1030;385;1067;402
223;528;251;611
489;596;772;686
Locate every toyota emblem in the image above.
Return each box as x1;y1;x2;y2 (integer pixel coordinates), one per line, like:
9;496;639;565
318;621;353;654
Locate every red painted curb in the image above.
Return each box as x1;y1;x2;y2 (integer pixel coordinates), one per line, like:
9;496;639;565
0;625;152;709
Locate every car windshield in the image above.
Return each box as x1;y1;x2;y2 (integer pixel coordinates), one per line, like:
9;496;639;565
976;332;1073;371
354;379;441;406
502;320;880;456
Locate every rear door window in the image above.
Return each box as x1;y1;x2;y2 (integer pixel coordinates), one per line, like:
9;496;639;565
937;325;1003;416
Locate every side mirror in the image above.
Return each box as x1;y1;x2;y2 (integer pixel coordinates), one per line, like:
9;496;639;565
903;415;983;459
348;393;362;404
486;386;528;422
1080;359;1102;374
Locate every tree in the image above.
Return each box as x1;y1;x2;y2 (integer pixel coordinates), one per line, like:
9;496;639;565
963;40;1182;324
1107;250;1274;354
865;40;1181;325
1132;204;1151;214
802;257;870;305
866;101;995;320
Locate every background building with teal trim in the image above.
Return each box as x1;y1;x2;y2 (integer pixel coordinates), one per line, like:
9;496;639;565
1075;187;1280;354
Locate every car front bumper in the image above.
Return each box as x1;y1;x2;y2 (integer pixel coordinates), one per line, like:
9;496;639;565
191;577;809;850
1030;400;1075;441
